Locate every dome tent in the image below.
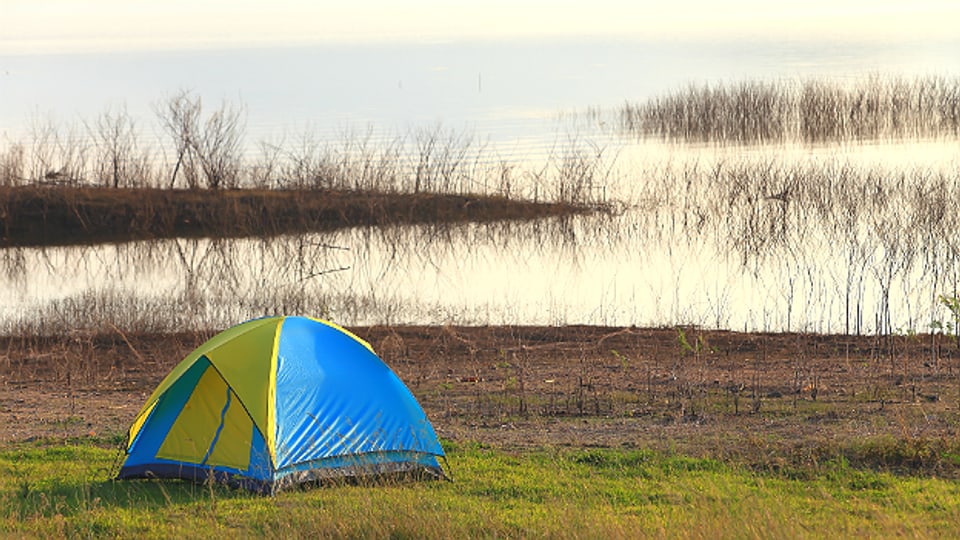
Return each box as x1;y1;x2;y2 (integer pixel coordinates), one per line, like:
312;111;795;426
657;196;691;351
117;316;445;493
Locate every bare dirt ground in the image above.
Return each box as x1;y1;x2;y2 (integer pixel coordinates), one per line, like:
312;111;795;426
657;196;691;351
2;325;959;474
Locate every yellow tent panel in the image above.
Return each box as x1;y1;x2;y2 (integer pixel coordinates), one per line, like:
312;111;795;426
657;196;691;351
157;366;229;464
206;389;254;470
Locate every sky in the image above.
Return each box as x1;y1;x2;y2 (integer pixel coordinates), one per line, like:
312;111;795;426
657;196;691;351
2;0;959;54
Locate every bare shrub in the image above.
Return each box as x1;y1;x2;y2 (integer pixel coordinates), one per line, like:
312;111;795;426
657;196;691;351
278;132;333;189
0;144;25;186
411;126;475;194
156;91;244;189
156;91;202;189
26;116;88;185
195;100;244;189
549;138;612;204
249;139;284;189
89;106;153;188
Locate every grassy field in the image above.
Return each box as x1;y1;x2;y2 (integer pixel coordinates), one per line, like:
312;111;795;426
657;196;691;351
2;438;959;539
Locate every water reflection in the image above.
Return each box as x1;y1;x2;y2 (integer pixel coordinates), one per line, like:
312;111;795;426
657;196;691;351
5;162;960;336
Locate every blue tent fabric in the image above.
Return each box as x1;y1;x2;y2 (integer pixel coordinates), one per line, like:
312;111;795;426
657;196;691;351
118;316;445;493
274;317;442;469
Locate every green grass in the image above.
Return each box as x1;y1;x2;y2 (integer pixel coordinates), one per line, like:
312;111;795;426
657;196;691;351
2;439;960;539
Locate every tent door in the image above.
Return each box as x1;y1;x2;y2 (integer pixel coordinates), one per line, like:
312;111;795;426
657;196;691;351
156;365;254;471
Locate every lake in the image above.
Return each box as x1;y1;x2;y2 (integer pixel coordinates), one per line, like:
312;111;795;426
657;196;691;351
3;37;960;334
4;37;959;152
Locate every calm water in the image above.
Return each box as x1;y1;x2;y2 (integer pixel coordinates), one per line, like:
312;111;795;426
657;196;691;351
3;37;960;333
4;37;959;152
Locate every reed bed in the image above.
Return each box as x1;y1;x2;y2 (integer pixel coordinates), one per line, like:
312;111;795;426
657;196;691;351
620;76;960;144
631;157;960;335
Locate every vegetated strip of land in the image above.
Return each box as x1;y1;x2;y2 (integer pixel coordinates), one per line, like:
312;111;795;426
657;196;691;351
0;185;591;247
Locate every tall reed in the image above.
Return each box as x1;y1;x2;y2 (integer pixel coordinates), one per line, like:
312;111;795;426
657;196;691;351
620;76;960;144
